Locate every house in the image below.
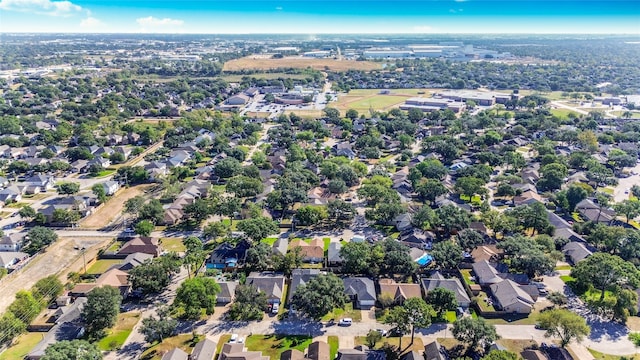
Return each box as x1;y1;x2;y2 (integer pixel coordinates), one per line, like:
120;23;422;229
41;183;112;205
0;176;8;188
117;237;161;257
472;260;503;285
378;278;422;304
0;186;23;203
343;277;377;309
423;341;446;360
521;350;548;360
336;348;367;360
191;338;218;360
393;213;412;232
489;279;535;314
422;272;471;308
87;156;111;169
118;252;153;271
246;272;286;304
101;181;120;196
70;268;132;298
272;238;289;256
163;207;185;225
288;239;324;263
402;351;422;360
217;281;239;305
0;233;25;252
553;228;585;243
0;251;29;269
281;349;304;360
289;269;321;303
70;159;89;173
575;198;614;223
513;191;543;206
25;175;55;191
334;143;356;160
308;341;330;360
209;241;250;270
562;241;593;265
162;348;189;360
471;246;501;263
327;242;344;266
218;343;269;360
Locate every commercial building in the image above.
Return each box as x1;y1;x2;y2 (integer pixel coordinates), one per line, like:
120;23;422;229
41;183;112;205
400;97;466;113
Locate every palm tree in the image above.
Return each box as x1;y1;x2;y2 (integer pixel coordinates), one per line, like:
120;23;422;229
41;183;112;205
622;111;633;120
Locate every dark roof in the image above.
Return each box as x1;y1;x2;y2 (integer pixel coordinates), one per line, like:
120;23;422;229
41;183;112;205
343;277;376;301
308;341;330;360
191;339;217;360
402;351;421;360
337;349;366;360
118;237;161;257
281;349;305;360
424;341;445;360
162;348;189;360
289;269;321;302
209;241;250;267
422;272;471;306
562;241;593;264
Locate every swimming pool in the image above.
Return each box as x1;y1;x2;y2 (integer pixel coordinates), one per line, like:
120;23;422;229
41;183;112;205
416;253;433;266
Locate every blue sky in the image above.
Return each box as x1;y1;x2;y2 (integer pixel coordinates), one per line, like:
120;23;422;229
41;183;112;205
0;0;639;34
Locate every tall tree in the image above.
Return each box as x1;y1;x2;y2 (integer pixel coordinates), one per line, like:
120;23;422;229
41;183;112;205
42;340;103;360
290;274;348;320
174;277;220;319
538;309;590;347
431;241;463;270
237;216;279;242
82;286;122;339
571;253;640;301
452;317;499;353
139;312;177;344
228;284;268;321
426;288;458;319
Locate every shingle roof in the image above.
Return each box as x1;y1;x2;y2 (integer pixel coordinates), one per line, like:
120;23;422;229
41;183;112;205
489;279;535;310
422;272;471;306
343;277;376;301
191;338;217;360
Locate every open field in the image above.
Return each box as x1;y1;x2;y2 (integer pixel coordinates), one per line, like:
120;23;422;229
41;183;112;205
221;73;315;82
0;332;43;360
223;56;382;72
160;237;186;252
98;312;141;351
611;110;640;119
333;89;434;114
283;109;325;118
551;108;578;118
245;111;272;118
80;184;152;228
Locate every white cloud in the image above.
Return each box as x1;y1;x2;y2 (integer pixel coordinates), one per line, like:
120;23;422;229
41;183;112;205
412;25;434;33
0;0;82;16
136;16;184;27
80;16;102;28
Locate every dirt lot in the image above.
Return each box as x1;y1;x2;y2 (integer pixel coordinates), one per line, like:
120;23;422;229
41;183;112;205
0;236;112;314
80;184;153;228
223;56;382;72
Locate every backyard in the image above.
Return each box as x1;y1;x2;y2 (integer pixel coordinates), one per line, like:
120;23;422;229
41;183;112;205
0;332;43;360
141;334;203;360
97;311;141;351
245;335;312;360
86;259;122;275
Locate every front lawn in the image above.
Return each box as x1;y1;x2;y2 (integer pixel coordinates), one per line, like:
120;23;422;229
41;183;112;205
323;238;331;251
588;348;640;360
86;259;122;274
0;332;43;360
160;237;186;252
555;264;572;271
97;312;141;351
560;275;575;284
245;335;312;360
321;302;362;322
261;237;278;246
328;336;339;360
355;336;424;353
141;334;204;360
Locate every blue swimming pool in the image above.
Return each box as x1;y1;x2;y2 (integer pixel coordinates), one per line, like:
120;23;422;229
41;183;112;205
416;253;433;266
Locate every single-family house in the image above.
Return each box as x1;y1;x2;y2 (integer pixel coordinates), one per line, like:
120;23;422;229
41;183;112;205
422;272;471;308
289;269;321;303
209;241;250;270
472;260;503;286
219;343;269;360
288;239;324;263
70;268;132;298
246;272;286;304
489;279;535;314
0;233;25;252
393;213;412;232
378;278;422;304
117;237;161;257
562;241;593;265
118;252;153;271
343;277;376;309
191;338;217;360
336;349;366;360
0;176;8;188
162;348;189;360
25;175;55;191
217;281;239;305
327;242;344;266
0;186;23;203
423;341;446;360
575;198;614;224
101;181;120;196
308;341;330;360
272;238;289;256
281;349;304;360
553;228;585;243
521;350;548;360
0;251;29;269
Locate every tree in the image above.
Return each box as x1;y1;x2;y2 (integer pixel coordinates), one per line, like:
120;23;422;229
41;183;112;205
426;287;458;319
32;275;63;304
397;298;433;344
42;340;103;360
129;255;180;294
139;313;177;343
538;163;568;191
124;196;145;216
613;200;640;224
571;252;640;301
174;277;220;319
340;242;378;276
18;205;36;220
273;246;304;276
415;179;448;203
226;176;264;198
380;239;417;276
455;177;487;200
431;241;463;270
631;185;640;199
538;309;590;347
290;274;348;320
203;221;229;240
328;179;348;194
457;229;484;251
91;184;107;203
24;226;58;254
82;286;122;339
8;291;41;324
434;205;471;236
452;317;499;352
57;182;80;196
134;220;154;237
228;284;268;321
214;157;241;178
245;242;273;271
385;306;411;350
0;312;27;346
365;330;382;348
184;198;214;224
483;350;518;360
183;237;207;279
547;291;568;307
565;185;588;212
346;109;359;120
296;205;328;226
237;216;278;242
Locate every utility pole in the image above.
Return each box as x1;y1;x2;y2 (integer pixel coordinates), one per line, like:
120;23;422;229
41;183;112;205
81;247;87;274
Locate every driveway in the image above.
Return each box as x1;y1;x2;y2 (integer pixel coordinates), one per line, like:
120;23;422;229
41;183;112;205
613;163;640;203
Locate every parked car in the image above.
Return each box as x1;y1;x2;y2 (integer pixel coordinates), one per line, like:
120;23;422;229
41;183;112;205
338;318;352;326
376;328;388;337
229;334;238;343
271;303;280;314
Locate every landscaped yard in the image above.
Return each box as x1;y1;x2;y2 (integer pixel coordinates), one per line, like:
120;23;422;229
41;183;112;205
86;259;122;274
460;269;476;285
97;312;141;351
0;332;43;360
476;291;496;312
355;336;424;353
261;237;278;246
245;335;312;360
141;334;203;360
327;336;339;360
160;237;186;252
321;302;362;322
555;264;572;271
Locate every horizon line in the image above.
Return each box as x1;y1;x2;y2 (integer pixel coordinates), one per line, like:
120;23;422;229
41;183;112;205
2;32;638;36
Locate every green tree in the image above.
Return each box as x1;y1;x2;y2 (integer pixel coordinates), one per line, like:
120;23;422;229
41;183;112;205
483;350;518;360
134;220;154;237
174;277;220;319
228;284;268;321
139;313;177;344
82;286;122;339
365;329;382;348
245;242;273;271
452;317;499;352
203;221;229;240
23;227;58;254
237;216;278;242
18;205;36;220
296;205;328;226
42;340;103;360
547;291;568;308
0;312;27;346
184;198;214;224
124;196;145;216
435;205;471;236
92;184;107;203
397;298;433;344
290;274;348;320
345;109;359;120
613;200;640;224
538;309;590;347
226;176;265;198
457;229;484;251
340;242;378;276
57;182;80;195
565;185;588;212
431;241;463;270
455;176;487;200
385;306;411;350
129;255;180;294
426;287;458;319
273;246;304;276
32;275;64;305
8;291;41;324
571;253;640;301
415;179;448;203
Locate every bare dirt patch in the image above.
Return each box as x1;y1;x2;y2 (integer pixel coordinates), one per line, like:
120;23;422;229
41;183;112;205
223;56;382;72
80;184;153;228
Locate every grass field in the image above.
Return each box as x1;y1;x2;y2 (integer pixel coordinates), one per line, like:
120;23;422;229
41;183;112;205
223;56;382;72
550;108;578;119
245;111;272;118
245;335;312;360
221;73;314;82
355;336;424;353
611;111;640;119
261;237;279;246
86;259;122;274
283;109;325;118
98;312;141;351
160;237;186;252
0;332;43;360
333;89;433;114
141;334;203;360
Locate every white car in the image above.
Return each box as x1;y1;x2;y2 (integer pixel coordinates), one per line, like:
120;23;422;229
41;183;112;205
338;318;353;326
271;303;280;314
229;334;238;343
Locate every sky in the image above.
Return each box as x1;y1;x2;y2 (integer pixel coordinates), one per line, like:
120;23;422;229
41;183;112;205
0;0;639;34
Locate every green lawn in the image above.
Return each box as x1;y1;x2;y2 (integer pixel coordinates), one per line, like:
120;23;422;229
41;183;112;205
90;169;116;178
160;237;186;252
261;237;278;246
245;335;312;360
0;332;44;360
476;291;496;312
555;264;572;271
550;108;578;119
460;269;477;285
588;348;640;360
560;275;575;283
98;312;141;351
321;302;362;322
141;334;204;360
355;336;424;353
216;335;232;355
322;238;331;251
445;311;457;323
107;241;124;252
86;259;122;274
459;194;482;204
597;187;615;195
328;336;339;360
